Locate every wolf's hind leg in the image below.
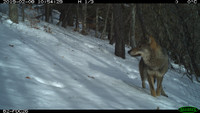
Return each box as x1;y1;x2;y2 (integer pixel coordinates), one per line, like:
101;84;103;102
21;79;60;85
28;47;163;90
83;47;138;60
161;86;168;97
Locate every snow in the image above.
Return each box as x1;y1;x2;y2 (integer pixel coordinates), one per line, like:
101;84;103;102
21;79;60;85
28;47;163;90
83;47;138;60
0;14;200;109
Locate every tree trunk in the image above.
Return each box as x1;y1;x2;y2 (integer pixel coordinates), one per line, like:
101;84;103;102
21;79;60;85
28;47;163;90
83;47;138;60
62;5;71;28
74;5;80;32
95;6;99;38
100;4;110;39
109;11;114;45
136;4;147;39
81;4;88;35
22;4;25;22
45;4;50;22
113;4;125;59
62;13;67;28
50;5;53;23
67;5;74;26
130;4;136;48
9;4;18;24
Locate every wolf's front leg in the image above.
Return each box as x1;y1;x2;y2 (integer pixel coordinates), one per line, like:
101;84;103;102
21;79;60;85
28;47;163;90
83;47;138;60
156;76;163;96
148;75;156;97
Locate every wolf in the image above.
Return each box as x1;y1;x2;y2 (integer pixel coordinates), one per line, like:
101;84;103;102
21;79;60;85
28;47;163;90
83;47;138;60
128;36;168;97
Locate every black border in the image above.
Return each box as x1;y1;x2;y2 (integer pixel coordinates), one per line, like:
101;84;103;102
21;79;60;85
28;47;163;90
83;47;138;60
0;0;190;4
27;110;179;113
63;0;188;3
0;110;180;113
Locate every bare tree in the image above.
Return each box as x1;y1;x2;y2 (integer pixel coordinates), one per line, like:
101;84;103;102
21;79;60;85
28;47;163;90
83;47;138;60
66;4;74;26
9;4;18;24
113;4;125;59
136;4;147;40
62;5;71;28
81;4;88;35
45;4;50;22
21;4;25;22
74;5;80;32
95;6;99;38
109;10;114;44
130;4;136;48
100;4;110;39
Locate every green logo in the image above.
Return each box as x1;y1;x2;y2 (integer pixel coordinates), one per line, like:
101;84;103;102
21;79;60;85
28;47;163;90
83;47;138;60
178;106;199;113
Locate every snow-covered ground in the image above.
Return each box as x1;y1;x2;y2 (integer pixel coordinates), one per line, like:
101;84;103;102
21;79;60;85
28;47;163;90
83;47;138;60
0;13;200;109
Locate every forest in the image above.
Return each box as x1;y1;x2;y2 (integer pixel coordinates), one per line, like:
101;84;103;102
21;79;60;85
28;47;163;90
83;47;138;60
2;3;200;82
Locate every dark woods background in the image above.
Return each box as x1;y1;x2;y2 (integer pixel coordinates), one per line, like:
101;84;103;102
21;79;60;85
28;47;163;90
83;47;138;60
5;3;200;82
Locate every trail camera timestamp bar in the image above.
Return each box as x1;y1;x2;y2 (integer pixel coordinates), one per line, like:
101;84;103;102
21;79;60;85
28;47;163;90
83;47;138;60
77;0;197;3
3;110;28;113
2;0;63;4
1;0;198;4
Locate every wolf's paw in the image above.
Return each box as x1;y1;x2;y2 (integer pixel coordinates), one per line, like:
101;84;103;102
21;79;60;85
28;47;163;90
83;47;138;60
142;82;146;88
151;90;156;97
156;90;161;96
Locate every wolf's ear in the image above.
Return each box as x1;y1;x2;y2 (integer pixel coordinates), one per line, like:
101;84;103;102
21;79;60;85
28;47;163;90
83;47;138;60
148;36;159;50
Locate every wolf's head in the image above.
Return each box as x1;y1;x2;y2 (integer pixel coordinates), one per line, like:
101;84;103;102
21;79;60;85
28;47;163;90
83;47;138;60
128;36;160;58
128;43;151;57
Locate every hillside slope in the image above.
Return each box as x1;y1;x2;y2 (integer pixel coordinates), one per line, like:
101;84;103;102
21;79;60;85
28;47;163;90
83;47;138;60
0;17;200;109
